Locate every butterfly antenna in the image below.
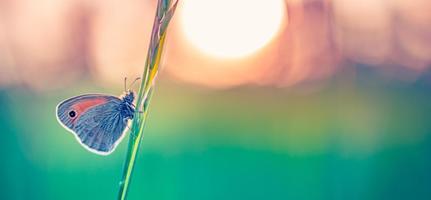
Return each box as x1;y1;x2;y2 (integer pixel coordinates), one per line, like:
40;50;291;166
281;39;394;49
124;77;127;92
128;77;141;91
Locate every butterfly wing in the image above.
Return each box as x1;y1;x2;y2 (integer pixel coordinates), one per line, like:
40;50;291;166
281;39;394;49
56;94;120;129
56;94;129;155
73;102;129;154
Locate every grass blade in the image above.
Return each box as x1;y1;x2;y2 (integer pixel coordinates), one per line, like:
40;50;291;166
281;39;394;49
117;1;178;199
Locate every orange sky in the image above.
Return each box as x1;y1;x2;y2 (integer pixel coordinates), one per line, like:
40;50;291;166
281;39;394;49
0;0;430;90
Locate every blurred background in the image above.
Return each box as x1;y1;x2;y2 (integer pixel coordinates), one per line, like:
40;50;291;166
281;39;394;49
1;0;431;199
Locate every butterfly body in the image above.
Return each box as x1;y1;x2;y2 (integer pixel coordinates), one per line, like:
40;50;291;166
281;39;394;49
56;91;135;155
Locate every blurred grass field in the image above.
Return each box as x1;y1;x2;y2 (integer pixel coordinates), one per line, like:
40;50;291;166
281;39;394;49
1;0;431;199
1;70;431;200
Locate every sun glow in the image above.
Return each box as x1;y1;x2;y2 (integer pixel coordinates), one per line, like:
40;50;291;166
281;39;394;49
180;0;286;59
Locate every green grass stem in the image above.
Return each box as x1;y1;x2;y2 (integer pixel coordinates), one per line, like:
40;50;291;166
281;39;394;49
117;1;178;199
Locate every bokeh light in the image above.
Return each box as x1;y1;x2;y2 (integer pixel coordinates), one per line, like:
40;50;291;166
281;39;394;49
180;0;286;58
2;0;431;199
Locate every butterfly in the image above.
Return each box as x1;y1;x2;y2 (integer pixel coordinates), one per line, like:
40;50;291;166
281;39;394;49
56;78;140;155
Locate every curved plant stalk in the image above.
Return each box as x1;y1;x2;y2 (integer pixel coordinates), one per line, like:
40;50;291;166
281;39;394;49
117;1;178;199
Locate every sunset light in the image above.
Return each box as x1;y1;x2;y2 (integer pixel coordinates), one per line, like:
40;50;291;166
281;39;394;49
3;0;431;199
180;0;286;58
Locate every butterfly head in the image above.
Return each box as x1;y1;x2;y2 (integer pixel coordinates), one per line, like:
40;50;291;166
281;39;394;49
120;90;135;119
122;90;135;105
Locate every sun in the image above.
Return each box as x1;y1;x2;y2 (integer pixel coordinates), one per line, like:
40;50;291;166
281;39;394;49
180;0;286;59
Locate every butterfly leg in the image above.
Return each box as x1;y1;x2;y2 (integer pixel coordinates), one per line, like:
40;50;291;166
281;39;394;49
131;103;144;114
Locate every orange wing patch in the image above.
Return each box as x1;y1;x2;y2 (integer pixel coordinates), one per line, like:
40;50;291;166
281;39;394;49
72;98;107;114
68;98;108;125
